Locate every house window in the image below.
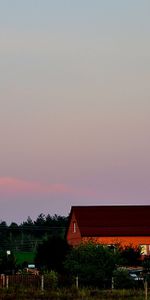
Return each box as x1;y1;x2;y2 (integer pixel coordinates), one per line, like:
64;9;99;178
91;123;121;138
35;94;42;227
140;245;147;255
73;222;76;233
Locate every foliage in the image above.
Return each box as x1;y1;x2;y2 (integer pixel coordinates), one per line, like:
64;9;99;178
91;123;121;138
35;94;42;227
142;256;150;272
0;250;17;274
0;286;145;300
64;242;119;288
35;236;71;272
113;268;136;289
118;245;141;266
44;270;58;289
0;214;68;254
142;256;150;281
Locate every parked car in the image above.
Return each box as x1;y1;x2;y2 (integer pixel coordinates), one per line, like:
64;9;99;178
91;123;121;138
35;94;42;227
129;272;143;281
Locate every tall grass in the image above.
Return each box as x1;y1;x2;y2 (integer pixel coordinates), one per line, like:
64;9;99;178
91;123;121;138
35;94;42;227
0;287;147;300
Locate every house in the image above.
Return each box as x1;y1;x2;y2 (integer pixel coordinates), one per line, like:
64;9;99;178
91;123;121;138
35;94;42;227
66;205;150;255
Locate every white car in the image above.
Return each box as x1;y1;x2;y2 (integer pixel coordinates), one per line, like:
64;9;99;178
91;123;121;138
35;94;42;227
130;273;143;281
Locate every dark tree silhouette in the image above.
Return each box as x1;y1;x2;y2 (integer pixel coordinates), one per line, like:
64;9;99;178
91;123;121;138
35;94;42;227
35;236;71;272
119;245;141;266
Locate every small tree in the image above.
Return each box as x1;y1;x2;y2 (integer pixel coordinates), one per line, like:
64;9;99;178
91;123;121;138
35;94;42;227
64;242;119;288
35;236;70;273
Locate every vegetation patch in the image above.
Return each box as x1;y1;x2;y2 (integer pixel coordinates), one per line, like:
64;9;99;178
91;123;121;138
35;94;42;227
0;287;146;300
15;251;36;265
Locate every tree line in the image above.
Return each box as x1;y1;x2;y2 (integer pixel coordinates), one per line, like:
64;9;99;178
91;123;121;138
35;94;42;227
0;213;68;252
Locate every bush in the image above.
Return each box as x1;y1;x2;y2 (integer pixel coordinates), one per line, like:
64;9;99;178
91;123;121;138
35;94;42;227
113;268;136;289
44;270;58;289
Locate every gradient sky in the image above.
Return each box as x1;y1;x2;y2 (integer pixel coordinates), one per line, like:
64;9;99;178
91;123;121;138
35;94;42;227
0;0;150;223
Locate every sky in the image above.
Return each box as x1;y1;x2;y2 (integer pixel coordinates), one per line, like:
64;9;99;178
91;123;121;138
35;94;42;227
0;0;150;223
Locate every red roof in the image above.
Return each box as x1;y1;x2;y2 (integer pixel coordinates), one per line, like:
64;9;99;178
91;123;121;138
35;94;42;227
71;206;150;237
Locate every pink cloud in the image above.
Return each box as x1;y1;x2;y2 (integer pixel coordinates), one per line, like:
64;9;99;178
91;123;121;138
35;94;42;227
0;177;98;199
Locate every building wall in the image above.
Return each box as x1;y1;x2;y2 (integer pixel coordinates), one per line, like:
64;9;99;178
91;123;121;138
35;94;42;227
66;212;82;246
82;236;150;255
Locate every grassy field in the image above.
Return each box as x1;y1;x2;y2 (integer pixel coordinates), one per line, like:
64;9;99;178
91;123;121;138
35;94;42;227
0;288;148;300
14;251;35;265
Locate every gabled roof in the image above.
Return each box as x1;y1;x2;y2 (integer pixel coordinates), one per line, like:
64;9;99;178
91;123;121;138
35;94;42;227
70;206;150;237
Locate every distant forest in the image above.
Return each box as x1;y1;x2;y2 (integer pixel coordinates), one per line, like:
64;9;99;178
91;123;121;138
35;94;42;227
0;214;68;252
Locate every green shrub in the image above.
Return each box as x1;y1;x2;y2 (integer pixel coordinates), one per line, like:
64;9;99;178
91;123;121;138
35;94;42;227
113;268;136;289
44;270;58;289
